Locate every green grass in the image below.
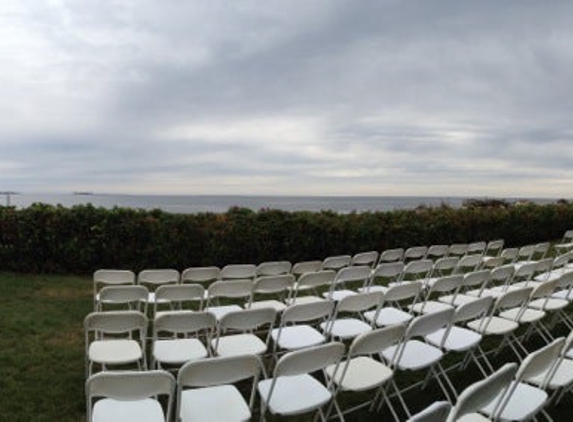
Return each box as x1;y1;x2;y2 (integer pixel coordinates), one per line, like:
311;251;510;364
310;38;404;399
2;271;573;421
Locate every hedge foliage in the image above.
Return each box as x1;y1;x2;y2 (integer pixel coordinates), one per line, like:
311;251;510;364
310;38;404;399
0;202;572;274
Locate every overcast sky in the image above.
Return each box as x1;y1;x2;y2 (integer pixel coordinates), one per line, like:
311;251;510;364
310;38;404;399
1;1;572;197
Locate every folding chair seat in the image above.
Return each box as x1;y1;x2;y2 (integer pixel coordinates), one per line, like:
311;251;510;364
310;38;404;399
84;311;147;376
410;274;461;315
364;281;423;327
320;292;383;340
380;309;456;417
205;279;254;321
325;325;406;420
321;255;352;271
292;260;322;279
211;308;276;362
378;248;404;264
177;354;262;422
425;296;494;377
138;269;180;304
271;301;334;352
480;338;564;421
358;261;403;293
424;257;459;288
180;266;220;286
351;250;379;268
426;245;449;262
258;342;345;420
438;270;491;307
97;285;149;313
220;264;256;280
246;274;294;312
93;269;136;310
288;270;334;305
86;370;175;422
453;254;482;274
323;266;371;301
152;311;215;369
404;246;428;262
447;243;468;258
256;261;292;277
555;229;573;253
153;284;205;316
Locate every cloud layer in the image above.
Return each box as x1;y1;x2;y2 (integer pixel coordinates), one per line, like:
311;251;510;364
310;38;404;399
1;0;573;197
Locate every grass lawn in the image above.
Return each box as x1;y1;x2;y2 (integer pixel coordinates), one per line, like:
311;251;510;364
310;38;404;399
2;271;573;421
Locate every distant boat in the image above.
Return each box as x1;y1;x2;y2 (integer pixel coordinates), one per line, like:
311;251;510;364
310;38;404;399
73;191;94;196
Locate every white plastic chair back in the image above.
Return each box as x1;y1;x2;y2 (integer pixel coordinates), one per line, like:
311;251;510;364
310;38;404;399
406;308;454;339
531;279;558;301
86;370;175;422
335;291;384;314
274;342;345;377
219;307;276;332
178;354;261;387
408;401;451;422
485;239;504;257
154;284;205;313
429;275;462;294
349;324;406;358
154;311;216;335
207;279;254;301
97;285;149;312
490;264;514;284
454;296;493;323
533;242;550;260
322;255;352;271
533;258;553;281
467;241;487;256
221;264;256;280
85;310;147;336
293;270;336;294
430;257;459;277
384;281;423;302
379;248;404;263
448;244;468;257
445;363;517;422
515;337;565;387
138;269;180;287
292;260;323;278
561;230;573;244
250;274;294;298
372;262;404;280
482;256;504;269
256;261;292;276
281;301;335;324
181;267;220;284
461;270;490;289
511;261;537;283
516;245;535;262
94;269;136;288
400;259;433;282
426;245;449;261
332;266;371;289
351;251;379;268
404;246;428;261
454;254;482;273
496;287;534;311
499;248;519;263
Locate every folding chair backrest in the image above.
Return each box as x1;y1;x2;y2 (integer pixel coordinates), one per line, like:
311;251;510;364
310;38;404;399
533;242;550;260
372;262;404;280
485;239;504;257
349;324;406;357
351;251;379;268
430;257;459;277
495;287;534;311
500;248;519;263
87;370;175;422
292;261;323;278
252;274;294;295
454;296;493;323
430;275;462;294
404;246;428;261
467;241;487;256
446;363;517;422
455;254;482;273
517;245;535;262
322;255;352;271
178;354;261;387
556;271;573;291
490;265;514;284
334;266;371;287
154;284;205;309
281;301;335;324
207;279;254;300
384;281;423;302
516;338;565;386
461;270;490;289
219;307;276;332
138;269;180;287
221;264;256;280
181;267;220;284
85;311;147;335
408;401;452;422
426;245;449;261
274;342;345;377
97;285;148;310
400;259;433;281
94;269;136;289
336;291;384;314
256;261;292;277
512;262;537;281
562;230;573;244
379;248;404;263
295;270;336;291
482;257;504;270
531;279;558;300
154;311;216;335
552;253;572;270
448;244;468;257
406;308;454;339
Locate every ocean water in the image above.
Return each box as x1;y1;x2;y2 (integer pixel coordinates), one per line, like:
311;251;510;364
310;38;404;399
0;193;558;214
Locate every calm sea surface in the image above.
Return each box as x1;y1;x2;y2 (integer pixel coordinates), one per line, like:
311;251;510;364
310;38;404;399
0;193;558;214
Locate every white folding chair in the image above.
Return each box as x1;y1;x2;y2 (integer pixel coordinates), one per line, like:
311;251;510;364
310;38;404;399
153;284;205;316
320;292;384;341
288;270;335;305
84;311;147;376
359;261;404;293
321;255;352;271
404;246;428;262
410;274;461;315
97;285;149;313
138;269;180;304
323;266;372;301
467;241;487;257
473;264;514;298
397;259;433;284
181;266;220;285
152;311;216;369
177;354;262;422
447;243;468;258
426;245;449;262
378;248;404;264
205;279;254;321
453;254;482;274
86;370;175;422
326;325;406;421
438;270;491;307
555;229;573;253
484;239;504;258
246;274;294;312
425;257;459;287
351;250;379;268
220;264;256;280
258;342;345;421
256;260;292;277
93;269;136;310
292;260;323;279
406;401;451;422
271;301;334;353
364;281;423;327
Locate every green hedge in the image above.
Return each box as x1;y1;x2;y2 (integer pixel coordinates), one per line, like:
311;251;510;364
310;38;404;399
0;202;571;274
